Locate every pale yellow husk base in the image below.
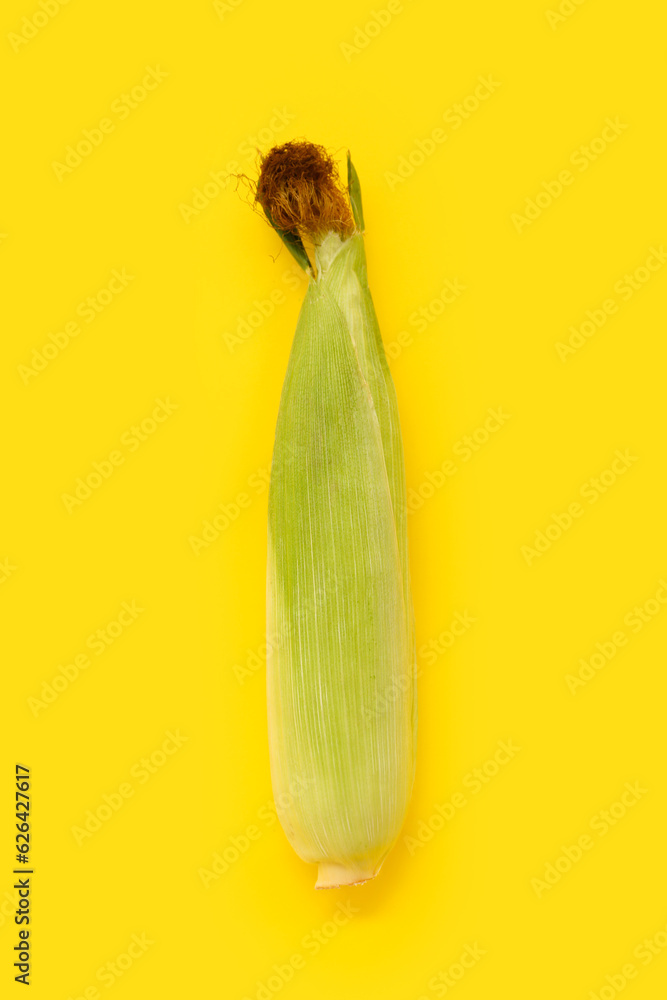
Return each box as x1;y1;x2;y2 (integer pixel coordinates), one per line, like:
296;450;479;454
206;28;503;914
315;860;384;890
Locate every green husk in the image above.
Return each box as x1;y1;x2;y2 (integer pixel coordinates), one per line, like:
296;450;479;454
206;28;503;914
263;154;416;889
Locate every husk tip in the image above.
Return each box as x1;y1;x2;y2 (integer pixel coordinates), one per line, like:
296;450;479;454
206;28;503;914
314;861;381;890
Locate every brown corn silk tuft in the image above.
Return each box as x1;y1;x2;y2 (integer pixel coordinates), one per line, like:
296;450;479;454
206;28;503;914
255;141;356;240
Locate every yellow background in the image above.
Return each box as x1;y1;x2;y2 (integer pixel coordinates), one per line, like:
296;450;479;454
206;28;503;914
1;0;666;997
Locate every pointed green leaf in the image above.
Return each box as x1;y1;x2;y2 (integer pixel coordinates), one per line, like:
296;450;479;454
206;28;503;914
347;152;365;232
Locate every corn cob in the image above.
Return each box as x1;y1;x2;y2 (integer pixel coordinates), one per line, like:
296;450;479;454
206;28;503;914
255;142;416;888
